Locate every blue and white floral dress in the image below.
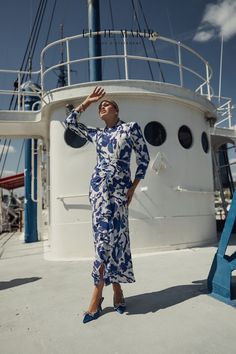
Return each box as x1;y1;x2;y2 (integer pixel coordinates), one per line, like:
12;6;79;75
65;111;150;286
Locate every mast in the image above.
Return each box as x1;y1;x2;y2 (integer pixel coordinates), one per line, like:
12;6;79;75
24;80;40;243
88;0;102;81
57;24;67;87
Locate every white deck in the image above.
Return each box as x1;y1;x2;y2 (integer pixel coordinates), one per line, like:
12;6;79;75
1;232;236;354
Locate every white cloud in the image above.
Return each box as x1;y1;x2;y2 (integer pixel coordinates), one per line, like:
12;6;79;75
194;28;216;42
0;144;15;154
194;0;236;42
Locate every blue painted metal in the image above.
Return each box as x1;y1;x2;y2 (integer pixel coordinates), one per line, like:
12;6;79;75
88;0;102;81
208;190;236;306
23;82;40;243
24;139;38;243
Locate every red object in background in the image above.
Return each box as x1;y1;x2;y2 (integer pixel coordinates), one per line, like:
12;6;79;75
0;172;24;190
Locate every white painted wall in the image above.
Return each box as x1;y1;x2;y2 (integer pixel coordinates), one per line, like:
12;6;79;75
48;81;216;259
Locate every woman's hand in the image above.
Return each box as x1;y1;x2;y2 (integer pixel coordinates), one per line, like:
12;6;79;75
87;86;106;103
75;86;105;112
127;179;140;206
127;186;135;206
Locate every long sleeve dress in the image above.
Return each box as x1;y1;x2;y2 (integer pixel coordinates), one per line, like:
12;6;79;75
65;110;150;286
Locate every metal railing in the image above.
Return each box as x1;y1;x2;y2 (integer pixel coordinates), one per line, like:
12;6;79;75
0;69;41;111
215;97;233;128
0;30;223;112
40;31;213;98
195;82;234;128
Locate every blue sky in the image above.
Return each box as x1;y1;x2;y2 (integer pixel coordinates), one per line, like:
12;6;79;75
0;0;236;188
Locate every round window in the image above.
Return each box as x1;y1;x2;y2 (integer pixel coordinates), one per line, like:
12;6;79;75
144;121;166;146
64;128;87;148
201;132;209;153
178;125;193;149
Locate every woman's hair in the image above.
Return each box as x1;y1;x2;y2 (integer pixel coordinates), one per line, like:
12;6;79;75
98;99;119;113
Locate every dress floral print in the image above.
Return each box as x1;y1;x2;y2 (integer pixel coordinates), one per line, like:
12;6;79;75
65;110;150;285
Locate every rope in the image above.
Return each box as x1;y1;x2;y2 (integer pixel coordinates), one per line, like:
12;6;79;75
8;0;46;109
36;0;58;84
2;0;50;179
0;139;7;166
131;0;154;81
131;0;166;82
136;0;165;82
16;140;26;174
0;140;11;178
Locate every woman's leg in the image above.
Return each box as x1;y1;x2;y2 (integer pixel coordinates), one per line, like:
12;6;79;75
112;282;124;304
87;264;105;313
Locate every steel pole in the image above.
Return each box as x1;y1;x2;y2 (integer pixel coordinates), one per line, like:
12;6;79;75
24;87;39;243
88;0;102;81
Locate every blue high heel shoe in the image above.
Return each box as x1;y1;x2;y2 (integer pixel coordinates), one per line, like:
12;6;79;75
114;295;126;314
83;297;104;324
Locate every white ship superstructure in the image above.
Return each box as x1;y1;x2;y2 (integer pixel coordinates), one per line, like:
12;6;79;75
0;31;236;259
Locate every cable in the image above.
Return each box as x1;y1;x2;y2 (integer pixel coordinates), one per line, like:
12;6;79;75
131;0;155;81
0;140;11;178
8;0;46;109
0;139;7;166
16;140;26;174
136;0;165;82
29;0;48;71
2;0;49;179
21;0;45;72
44;0;57;48
37;0;58;83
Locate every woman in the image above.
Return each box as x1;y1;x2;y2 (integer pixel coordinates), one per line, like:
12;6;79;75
65;86;150;323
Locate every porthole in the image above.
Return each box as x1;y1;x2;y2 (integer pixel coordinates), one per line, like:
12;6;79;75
201;132;209;153
64;128;87;148
178;125;193;149
144;121;166;146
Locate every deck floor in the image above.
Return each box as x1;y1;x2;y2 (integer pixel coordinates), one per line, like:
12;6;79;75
1;232;236;354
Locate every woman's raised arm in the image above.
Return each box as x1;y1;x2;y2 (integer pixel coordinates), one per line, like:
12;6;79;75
75;86;106;113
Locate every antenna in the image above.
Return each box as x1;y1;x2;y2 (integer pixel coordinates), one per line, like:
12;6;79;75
218;34;224;104
60;24;64;64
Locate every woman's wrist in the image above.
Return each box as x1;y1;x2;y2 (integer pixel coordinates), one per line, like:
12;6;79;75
75;99;90;113
131;178;140;190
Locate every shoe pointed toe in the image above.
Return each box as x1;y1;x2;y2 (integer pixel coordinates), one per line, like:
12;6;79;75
83;311;100;324
82;297;104;324
115;305;126;314
113;296;126;314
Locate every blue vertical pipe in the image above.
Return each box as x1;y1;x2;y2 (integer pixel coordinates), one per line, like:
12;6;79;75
24;89;39;243
24;139;38;242
88;0;102;81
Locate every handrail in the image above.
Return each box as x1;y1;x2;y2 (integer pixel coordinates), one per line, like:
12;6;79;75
0;67;41;111
0;30;219;112
57;194;89;199
174;186;214;194
214;96;233;128
0;69;40;75
40;30;213;96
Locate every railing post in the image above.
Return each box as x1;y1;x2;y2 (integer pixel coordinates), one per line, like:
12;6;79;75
206;63;211;100
66;40;71;86
17;72;21;111
40;53;44;94
123;34;129;80
228;101;232;128
178;42;183;87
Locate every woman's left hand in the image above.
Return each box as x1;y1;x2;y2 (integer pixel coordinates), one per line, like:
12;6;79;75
127;186;135;206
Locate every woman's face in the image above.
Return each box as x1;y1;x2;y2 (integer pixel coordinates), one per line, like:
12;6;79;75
99;101;118;121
